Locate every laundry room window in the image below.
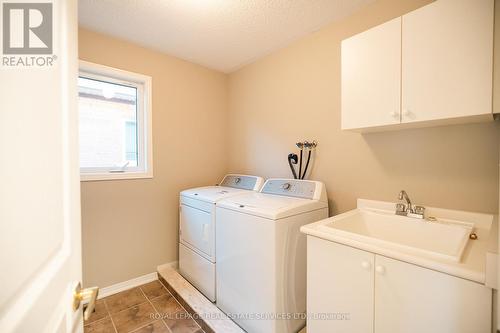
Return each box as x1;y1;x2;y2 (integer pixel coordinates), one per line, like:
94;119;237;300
78;61;153;181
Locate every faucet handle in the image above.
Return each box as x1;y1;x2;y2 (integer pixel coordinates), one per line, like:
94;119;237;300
395;202;407;216
414;205;425;215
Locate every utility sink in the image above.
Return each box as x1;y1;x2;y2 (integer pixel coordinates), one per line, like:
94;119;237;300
318;208;474;262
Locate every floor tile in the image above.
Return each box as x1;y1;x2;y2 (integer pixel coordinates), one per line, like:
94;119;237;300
84;299;109;324
105;287;148;314
164;311;202;333
150;294;183;318
131;320;170;333
140;280;168;300
84;317;116;333
111;302;157;333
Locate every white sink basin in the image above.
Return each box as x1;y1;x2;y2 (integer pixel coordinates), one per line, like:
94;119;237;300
319;208;473;262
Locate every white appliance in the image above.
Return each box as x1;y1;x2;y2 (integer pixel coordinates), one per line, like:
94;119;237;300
216;179;328;333
179;174;264;302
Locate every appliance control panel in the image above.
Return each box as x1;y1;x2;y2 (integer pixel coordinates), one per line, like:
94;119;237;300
261;179;319;200
220;174;263;191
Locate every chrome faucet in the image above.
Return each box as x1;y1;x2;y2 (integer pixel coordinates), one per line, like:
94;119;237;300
396;190;425;219
398;190;413;213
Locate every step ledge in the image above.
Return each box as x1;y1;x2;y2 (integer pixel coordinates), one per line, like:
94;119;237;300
157;263;245;333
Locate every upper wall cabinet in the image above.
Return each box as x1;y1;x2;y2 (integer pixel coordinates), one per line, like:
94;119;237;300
402;0;494;124
341;18;402;130
341;0;494;131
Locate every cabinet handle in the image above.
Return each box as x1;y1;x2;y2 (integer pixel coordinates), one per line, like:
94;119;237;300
375;265;385;275
403;109;412;117
361;261;371;270
390;111;399;119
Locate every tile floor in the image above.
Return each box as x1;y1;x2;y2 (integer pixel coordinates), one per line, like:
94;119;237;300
84;280;204;333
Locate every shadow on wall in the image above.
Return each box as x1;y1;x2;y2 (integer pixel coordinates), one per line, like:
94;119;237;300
362;122;499;179
360;121;500;213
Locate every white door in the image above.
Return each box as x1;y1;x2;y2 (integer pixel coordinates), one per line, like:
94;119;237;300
401;0;494;123
341;17;401;130
374;255;492;333
0;1;88;332
307;237;374;333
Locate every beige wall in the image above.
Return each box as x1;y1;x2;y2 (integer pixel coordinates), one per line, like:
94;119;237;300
79;28;228;288
227;0;500;215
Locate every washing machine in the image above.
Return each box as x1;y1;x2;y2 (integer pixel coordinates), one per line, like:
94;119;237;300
179;174;264;302
216;178;328;333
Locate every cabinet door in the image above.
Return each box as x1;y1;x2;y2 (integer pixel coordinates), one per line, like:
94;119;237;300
307;237;374;333
374;255;492;333
341;17;401;130
401;0;493;123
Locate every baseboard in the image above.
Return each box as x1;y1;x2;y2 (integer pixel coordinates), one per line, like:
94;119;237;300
94;261;178;300
97;272;158;300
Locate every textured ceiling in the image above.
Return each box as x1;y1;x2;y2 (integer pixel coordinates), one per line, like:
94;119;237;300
78;0;374;73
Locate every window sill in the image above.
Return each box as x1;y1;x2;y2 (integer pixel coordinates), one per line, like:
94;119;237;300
80;171;153;182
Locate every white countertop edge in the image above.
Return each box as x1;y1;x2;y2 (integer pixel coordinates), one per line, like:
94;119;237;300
487;215;499;254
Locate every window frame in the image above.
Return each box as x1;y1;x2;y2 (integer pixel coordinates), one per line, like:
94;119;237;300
78;60;153;181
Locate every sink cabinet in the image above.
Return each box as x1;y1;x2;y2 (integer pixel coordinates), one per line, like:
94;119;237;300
306;236;492;333
307;236;374;333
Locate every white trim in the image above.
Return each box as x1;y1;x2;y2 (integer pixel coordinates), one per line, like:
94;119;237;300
80;171;153;182
89;261;178;301
78;60;153;182
94;272;158;301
